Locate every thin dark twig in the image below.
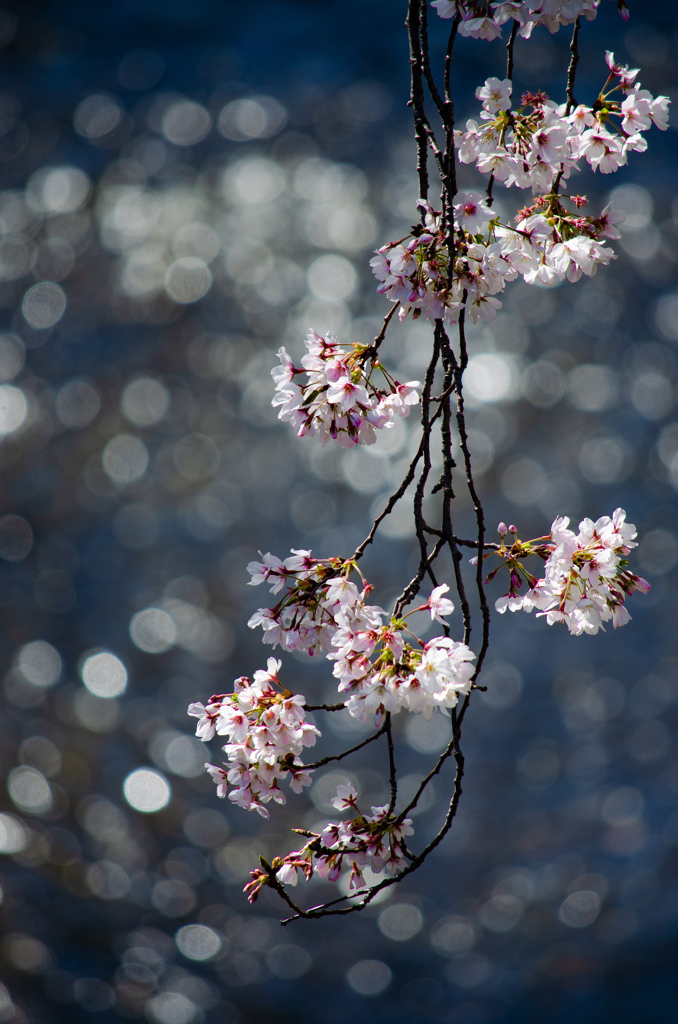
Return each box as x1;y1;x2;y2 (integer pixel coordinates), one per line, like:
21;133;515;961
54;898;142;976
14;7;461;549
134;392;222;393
260;862;308;918
407;1;455;216
352;436;425;561
280;719;465;923
565;17;580;114
488;19;519;206
394;536;445;618
443;15;461;106
397;733;455;820
411;328;441;597
419;0;446;120
354;323;440;562
420;119;448;179
506;18;519;80
452;310;491;661
359;303;399;365
438;319;472;643
385;713;397;814
454;537;499;550
440;15;460;243
550;18;581;198
406;0;430;202
302;724;387;771
304;702;346;712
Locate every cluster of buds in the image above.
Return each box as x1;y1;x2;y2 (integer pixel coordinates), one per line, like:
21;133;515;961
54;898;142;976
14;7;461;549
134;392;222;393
490;509;650;635
432;1;628;38
188;659;319;818
272;329;420;449
244;784;415;903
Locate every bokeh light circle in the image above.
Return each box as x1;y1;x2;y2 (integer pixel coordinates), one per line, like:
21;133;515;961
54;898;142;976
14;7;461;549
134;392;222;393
175;924;221;961
558;891;601;928
307;254;356;301
121;376;170;426
18;640;62;687
0;514;33;561
81;650;128;698
218;96;287;141
102;434;149;486
123;768;170;813
129;608;176;653
8;766;52;815
74;94;122;139
0;385;27;435
22;282;67;329
26;166;91;214
161;100;211;146
164;258;212;304
0;813;27;853
346;959;392;996
377;903;423;941
55;381;101;429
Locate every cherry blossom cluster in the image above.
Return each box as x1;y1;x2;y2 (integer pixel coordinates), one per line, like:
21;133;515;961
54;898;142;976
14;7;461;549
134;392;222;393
330;606;475;724
370;191;614;321
188;0;658;920
370;195;511;325
431;1;628;38
272;328;421;448
188;658;320;818
491;509;650;635
372;58;669;316
244;785;415;903
246;548;367;656
191;547;473;898
459;60;669;186
248;548;475;722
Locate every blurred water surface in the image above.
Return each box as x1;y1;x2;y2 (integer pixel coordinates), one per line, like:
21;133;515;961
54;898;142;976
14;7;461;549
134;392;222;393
0;2;678;1022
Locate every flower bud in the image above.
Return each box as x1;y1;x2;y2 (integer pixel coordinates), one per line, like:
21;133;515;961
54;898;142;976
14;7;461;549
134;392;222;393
497;522;507;536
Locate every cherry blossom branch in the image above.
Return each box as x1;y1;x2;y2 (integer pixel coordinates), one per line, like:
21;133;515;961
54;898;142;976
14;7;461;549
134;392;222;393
398;733;456;820
190;0;657;926
279;722;466;924
440;329;473;642
358;303;399;365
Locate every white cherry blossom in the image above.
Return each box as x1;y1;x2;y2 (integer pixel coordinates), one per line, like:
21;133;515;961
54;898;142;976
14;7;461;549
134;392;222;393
272;329;420;449
493;509;650;635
